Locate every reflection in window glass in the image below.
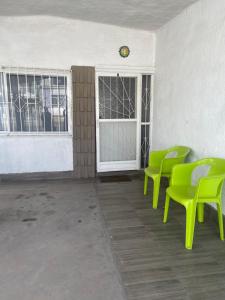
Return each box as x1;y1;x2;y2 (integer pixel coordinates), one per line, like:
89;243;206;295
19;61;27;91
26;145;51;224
5;73;68;132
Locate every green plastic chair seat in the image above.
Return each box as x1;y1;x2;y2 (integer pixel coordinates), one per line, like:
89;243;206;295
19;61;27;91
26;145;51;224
144;166;160;176
144;146;191;209
163;158;225;250
145;166;170;178
167;186;197;204
144;166;160;175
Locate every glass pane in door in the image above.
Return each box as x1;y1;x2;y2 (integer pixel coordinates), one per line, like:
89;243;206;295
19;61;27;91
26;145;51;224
98;75;137;166
99;76;136;119
99;121;136;162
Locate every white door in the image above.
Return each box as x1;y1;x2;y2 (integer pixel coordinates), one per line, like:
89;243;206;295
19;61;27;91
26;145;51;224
96;72;141;172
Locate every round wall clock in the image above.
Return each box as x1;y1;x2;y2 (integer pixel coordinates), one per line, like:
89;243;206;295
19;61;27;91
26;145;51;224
119;46;130;58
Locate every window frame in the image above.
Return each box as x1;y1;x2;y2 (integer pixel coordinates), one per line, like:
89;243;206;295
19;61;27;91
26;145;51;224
0;67;72;136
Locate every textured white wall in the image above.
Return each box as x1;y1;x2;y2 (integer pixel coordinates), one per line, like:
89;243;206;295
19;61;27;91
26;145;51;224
0;16;155;174
0;136;73;173
0;16;155;69
154;0;225;212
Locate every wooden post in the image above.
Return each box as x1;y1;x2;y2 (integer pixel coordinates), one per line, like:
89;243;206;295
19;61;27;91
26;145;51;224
71;66;96;178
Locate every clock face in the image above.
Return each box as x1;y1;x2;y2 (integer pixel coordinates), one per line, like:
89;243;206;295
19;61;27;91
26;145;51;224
119;46;130;58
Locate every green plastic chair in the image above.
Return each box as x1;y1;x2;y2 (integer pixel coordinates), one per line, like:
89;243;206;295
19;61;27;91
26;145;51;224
163;158;225;250
144;146;190;209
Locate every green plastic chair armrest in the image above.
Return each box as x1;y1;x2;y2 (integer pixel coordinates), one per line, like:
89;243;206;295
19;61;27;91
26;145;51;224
149;150;168;168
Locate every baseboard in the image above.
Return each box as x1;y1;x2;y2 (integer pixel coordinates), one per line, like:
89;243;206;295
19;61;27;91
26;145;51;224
0;170;144;183
0;171;77;182
97;170;143;177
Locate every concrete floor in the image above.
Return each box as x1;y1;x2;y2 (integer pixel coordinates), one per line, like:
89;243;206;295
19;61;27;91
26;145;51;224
0;179;126;300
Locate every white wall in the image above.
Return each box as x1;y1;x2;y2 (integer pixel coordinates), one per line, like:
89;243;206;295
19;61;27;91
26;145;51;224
0;16;155;69
0;136;73;173
154;0;225;211
0;16;155;174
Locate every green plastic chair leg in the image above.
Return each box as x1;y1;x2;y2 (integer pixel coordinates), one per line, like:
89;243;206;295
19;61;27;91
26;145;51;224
197;203;204;223
163;193;170;223
144;175;148;195
217;203;224;241
152;175;160;209
185;204;196;250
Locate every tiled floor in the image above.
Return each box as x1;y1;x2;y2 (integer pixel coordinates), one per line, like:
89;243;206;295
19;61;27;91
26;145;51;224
96;176;225;300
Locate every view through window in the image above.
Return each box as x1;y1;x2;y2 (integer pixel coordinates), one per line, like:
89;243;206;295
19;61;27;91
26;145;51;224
0;70;69;133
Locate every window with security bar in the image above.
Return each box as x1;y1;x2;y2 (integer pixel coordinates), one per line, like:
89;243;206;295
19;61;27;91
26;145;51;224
0;71;69;133
141;75;151;169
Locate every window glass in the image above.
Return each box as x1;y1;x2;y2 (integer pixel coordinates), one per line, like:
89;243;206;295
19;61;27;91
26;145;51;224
99;76;136;119
140;75;151;168
3;73;68;132
0;73;7;131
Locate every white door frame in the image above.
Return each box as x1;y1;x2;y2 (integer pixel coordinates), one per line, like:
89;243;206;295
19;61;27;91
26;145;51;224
95;66;154;173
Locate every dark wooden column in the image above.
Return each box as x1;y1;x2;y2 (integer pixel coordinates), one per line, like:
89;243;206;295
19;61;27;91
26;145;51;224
71;66;96;178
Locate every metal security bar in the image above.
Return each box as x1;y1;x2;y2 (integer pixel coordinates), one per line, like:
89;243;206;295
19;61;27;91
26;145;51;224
0;70;68;133
98;76;136;119
141;75;151;168
0;72;8;131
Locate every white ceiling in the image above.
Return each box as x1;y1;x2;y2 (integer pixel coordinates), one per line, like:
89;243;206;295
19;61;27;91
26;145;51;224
0;0;198;31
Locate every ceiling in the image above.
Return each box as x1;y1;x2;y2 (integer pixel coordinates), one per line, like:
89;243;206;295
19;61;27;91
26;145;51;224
0;0;198;31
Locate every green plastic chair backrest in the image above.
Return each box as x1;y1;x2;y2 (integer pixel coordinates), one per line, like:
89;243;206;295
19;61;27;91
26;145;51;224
188;158;225;199
161;146;191;174
149;146;190;169
167;146;190;157
208;158;225;176
190;158;225;176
